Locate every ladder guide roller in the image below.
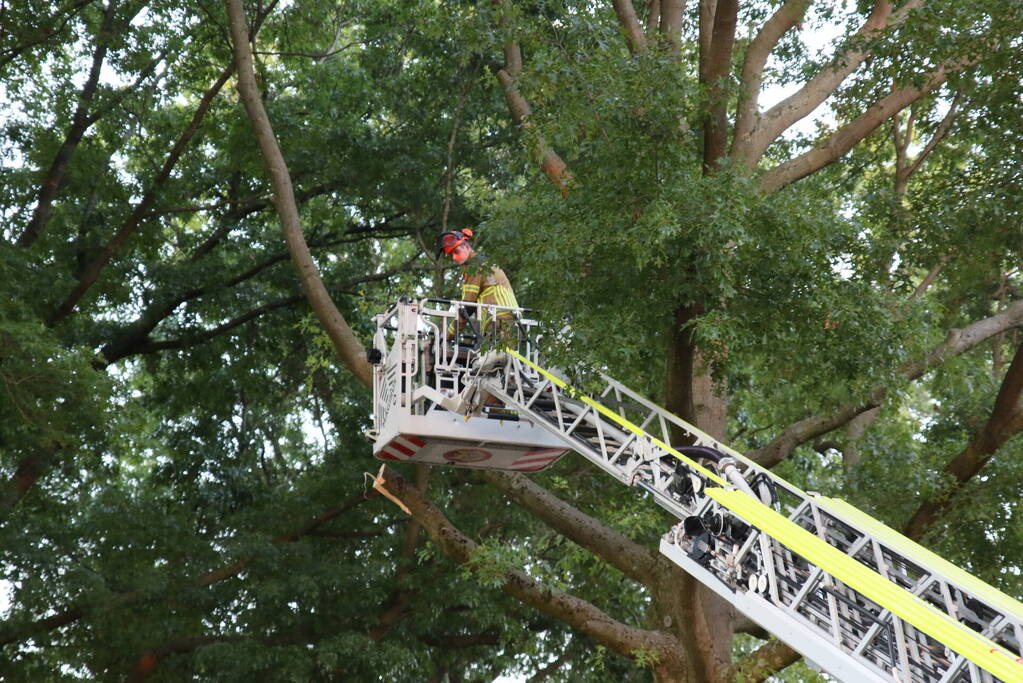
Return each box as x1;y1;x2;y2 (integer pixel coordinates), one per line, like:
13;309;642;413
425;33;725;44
369;300;1023;683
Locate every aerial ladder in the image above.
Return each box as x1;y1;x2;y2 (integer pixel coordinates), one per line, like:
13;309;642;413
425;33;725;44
367;299;1023;683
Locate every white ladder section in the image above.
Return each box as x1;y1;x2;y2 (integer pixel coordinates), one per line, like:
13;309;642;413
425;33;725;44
456;349;1023;683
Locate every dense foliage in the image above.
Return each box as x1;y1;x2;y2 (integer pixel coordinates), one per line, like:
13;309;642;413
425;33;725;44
1;0;1021;680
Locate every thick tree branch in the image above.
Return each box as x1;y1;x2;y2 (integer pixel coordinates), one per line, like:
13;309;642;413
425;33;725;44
658;0;686;52
480;470;666;585
611;0;647;54
758;55;961;192
48;64;235;324
373;465;687;675
645;0;661;37
420;629;501;649
698;0;717;85
226;0;372;389
731;0;812;157
903;341;1023;540
492;47;571;194
126;635;245;682
750;299;1023;467
14;0;119;248
492;1;570;194
724;637;802;683
741;0;925;169
701;0;738;171
127;625;345;681
0;442;61;517
909;254;949;301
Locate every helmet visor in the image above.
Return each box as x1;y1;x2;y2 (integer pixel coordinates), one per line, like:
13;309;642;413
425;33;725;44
437;230;470;257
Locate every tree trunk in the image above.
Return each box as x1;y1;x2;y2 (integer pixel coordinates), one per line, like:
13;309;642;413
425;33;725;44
664;307;733;681
666;305;727;442
647;565;736;681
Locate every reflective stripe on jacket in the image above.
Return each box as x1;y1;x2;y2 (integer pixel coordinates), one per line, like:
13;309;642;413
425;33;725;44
461;258;518;327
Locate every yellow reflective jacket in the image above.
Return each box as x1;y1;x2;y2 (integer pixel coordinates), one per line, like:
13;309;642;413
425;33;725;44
461;257;518;328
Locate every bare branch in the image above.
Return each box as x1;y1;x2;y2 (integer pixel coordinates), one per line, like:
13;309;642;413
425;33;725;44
759;55;962;193
492;44;571;194
492;1;571;194
611;0;647;54
372;465;687;674
480;470;666;585
253;42;358;59
226;0;372;389
742;0;925;170
731;0;812;158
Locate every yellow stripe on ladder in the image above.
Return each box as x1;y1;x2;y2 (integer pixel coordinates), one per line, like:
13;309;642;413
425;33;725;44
819;496;1023;622
506;349;727;487
507;349;1023;680
707;487;1023;682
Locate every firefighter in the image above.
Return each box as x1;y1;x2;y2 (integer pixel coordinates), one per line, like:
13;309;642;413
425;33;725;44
436;228;519;341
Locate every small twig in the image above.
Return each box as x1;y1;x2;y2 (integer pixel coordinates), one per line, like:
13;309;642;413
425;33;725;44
253;41;358;59
909;254;949;301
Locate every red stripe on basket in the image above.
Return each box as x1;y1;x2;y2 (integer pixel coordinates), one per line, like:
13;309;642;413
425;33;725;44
512;452;564;467
389;441;415;456
403;435;426;447
514;461;555;471
524;448;563;456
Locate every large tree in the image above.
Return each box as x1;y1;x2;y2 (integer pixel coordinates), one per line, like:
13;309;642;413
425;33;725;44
2;0;1022;680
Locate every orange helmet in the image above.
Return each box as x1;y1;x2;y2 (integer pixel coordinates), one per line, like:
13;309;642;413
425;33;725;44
436;229;473;259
